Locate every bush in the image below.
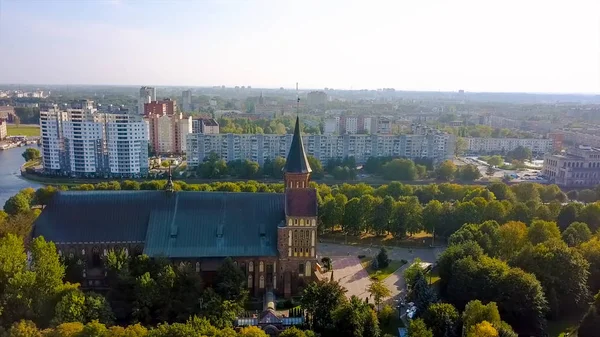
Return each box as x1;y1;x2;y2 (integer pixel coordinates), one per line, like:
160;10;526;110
379;305;395;325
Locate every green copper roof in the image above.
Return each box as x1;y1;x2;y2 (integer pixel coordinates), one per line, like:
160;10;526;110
144;192;284;258
33;191;286;258
33;191;164;244
284;116;312;174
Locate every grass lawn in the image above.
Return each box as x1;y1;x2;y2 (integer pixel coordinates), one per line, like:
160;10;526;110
547;314;582;337
7;125;40;137
360;258;405;281
321;231;434;248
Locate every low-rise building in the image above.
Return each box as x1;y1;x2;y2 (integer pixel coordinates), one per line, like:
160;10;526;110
543;146;600;187
466;137;552;154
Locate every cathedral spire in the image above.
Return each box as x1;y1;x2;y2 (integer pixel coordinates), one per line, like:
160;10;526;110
284;116;312;174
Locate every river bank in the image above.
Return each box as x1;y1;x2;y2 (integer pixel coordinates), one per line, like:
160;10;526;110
0;146;42;206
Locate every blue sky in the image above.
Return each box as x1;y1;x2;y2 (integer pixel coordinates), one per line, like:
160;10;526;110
1;0;599;93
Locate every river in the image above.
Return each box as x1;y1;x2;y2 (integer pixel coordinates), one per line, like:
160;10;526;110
0;146;42;206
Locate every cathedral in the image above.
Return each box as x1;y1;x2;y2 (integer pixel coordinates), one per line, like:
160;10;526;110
33;117;318;298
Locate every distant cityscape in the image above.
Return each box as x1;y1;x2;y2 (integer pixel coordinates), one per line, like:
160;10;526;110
1;85;600;188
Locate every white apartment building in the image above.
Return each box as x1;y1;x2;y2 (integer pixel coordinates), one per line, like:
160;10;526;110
466;137;552;154
345;117;358;134
40;101;148;177
0;118;7;140
324;116;391;135
187;132;455;167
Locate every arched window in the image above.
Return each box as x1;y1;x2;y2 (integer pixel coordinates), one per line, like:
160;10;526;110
81;248;86;255
305;261;312;277
196;262;200;273
92;247;101;268
103;249;107;257
249;261;254;272
259;275;265;289
248;275;253;288
58;250;62;257
124;248;129;258
259;261;264;272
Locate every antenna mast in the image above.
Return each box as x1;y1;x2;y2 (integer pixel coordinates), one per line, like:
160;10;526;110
296;82;300;116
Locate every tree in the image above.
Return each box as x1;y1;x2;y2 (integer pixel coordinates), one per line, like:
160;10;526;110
562;222;592;247
557;203;582;230
487;156;504;167
511;240;589;317
3;193;30;216
332;296;380;337
34;186;57;208
407;318;433;337
423;303;460;337
579;291;600;337
238;326;268;337
121;180;141;190
382;159;417;181
403;258;424;287
7;320;40;337
408;271;437;313
342;198;363;235
579;189;598;203
83;293;114;325
301;280;348;333
506;146;532;161
462;300;501;330
578;202;600;232
496;221;528;260
483;201;507;224
367;279;391;311
436;160;457;181
51;322;85;337
214;257;246;303
372;196;394;236
487;183;515;202
496;268;548;335
0;234;27;296
376;248;389;269
378;304;394;326
307;156;324;179
485;166;495;176
52;290;86;325
527;220;560;245
466;321;498;337
279;327;307;337
22;148;40;162
457;164;482;182
580;238;600;293
422;200;443;235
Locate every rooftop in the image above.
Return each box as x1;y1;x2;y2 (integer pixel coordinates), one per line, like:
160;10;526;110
33;190;288;258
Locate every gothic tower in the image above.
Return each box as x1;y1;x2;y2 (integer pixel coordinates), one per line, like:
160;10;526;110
277;116;318;298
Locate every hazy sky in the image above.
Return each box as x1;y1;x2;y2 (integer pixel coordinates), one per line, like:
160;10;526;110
1;0;599;93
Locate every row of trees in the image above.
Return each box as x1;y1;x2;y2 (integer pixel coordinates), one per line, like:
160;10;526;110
194;151;483;183
195;153;327;180
7;179;599;243
432;215;600;336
